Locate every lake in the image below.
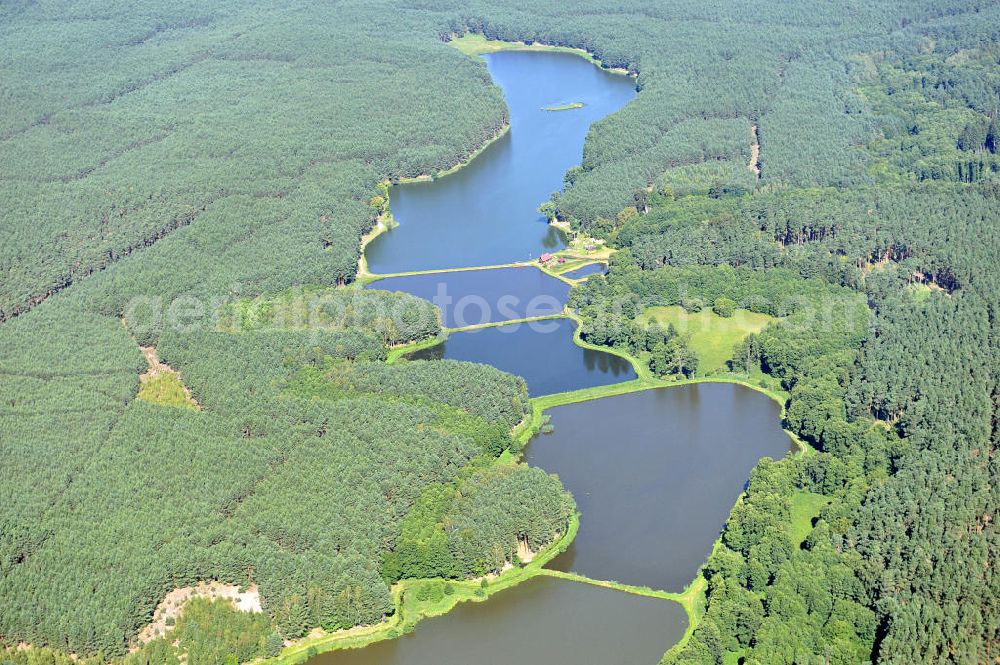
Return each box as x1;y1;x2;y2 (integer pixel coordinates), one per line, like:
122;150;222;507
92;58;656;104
526;384;796;591
305;46;781;665
367;267;568;329
409;318;636;396
313;576;686;665
365;50;636;274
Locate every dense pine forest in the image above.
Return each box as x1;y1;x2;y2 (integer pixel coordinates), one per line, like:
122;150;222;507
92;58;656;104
1;0;998;664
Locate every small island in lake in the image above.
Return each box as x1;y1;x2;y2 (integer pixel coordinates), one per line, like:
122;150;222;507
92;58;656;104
543;101;585;111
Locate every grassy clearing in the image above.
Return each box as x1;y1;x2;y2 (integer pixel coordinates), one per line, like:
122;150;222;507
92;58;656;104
638;306;774;373
723;650;747;665
136;372;198;410
564;233;615;260
788;490;830;546
546;258;590;273
135;346;199;410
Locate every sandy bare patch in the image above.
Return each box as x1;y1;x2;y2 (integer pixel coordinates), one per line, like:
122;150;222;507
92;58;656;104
517;535;537;564
749;124;761;178
137;582;261;646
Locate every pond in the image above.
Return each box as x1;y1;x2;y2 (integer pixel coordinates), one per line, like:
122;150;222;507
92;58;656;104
409;318;636;396
313;576;687;665
364;50;636;274
367;267;568;329
525;383;796;591
559;262;606;280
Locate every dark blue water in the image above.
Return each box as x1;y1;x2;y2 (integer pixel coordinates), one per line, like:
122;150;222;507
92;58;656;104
560;263;606;280
410;318;637;397
367;267;568;329
526;384;796;591
365;51;636;274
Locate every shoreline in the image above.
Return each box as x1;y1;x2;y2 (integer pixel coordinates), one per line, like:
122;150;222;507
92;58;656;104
265;514;582;665
393;124;511;185
277;247;806;663
273;36;771;665
449;33;635;79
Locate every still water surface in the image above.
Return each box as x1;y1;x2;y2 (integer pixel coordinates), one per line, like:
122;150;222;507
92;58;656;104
526;384;796;591
365;51;636;274
368;267;568;329
314;577;687;665
410;318;637;396
560;262;607;280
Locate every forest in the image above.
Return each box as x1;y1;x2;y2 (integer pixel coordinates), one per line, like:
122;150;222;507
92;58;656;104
1;0;998;664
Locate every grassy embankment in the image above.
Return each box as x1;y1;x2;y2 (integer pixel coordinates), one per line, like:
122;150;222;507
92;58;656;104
539;569;708;653
384;313;567;364
543;102;585;111
358;260;534;285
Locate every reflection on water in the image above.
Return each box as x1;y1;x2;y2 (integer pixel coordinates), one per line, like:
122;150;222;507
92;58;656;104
410;318;636;396
527;383;796;591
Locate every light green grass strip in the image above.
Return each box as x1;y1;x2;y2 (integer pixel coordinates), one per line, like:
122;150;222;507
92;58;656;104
136;373;198;410
446;313;566;333
361;261;535;285
536;570;709;656
788;490;830;545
